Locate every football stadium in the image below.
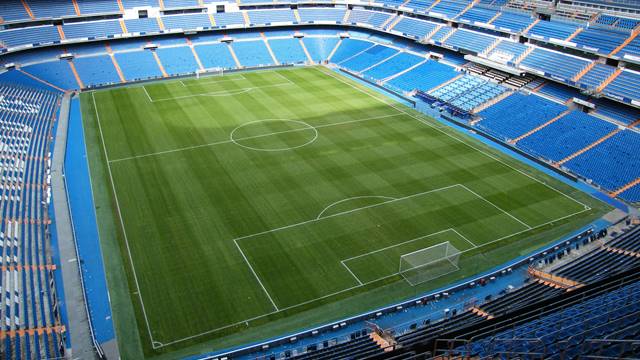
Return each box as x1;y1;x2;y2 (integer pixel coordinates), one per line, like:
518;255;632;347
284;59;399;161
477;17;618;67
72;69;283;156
1;0;640;359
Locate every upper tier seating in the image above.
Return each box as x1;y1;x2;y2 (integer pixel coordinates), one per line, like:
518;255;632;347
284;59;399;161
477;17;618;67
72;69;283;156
303;37;339;63
0;0;32;22
491;11;534;32
527;19;580;40
486;40;530;65
298;8;346;23
339;44;398;72
476;93;567;141
619;37;640;58
0;26;60;48
162;13;211;29
347;9;393;28
458;7;499;24
404;0;437;12
76;0;121;14
125;18;161;33
520;48;591;81
594;98;640;125
362;52;424;80
268;38;308;64
430;0;467;19
391;17;438;39
213;12;245;27
577;63;616;90
572;27;629;55
444;29;496;54
28;0;75;18
516;111;617;162
248;9;296;24
386;60;458;92
602;69;640;102
164;0;200;8
62;20;123;39
537;81;586;102
564;129;640;192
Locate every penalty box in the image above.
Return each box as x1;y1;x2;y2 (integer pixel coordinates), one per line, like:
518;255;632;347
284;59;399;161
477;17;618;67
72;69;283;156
234;184;532;310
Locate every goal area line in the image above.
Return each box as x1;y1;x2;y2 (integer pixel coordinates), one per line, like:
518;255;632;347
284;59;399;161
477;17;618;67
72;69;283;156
155;202;589;348
94;68;595;349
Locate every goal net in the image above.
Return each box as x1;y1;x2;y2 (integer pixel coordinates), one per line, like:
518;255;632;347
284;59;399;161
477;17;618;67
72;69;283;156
196;67;224;79
399;241;461;286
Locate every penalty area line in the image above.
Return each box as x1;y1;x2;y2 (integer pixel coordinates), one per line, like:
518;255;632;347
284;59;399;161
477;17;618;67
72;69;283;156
154;205;589;348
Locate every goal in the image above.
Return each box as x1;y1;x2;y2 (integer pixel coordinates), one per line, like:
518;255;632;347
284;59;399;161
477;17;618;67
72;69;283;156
399;241;461;286
196;67;224;79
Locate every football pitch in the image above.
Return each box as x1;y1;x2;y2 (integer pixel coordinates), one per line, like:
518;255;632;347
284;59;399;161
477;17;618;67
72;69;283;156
81;66;608;357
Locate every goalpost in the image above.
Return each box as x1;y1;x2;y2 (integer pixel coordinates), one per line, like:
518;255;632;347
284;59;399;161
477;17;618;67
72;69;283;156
195;67;224;79
399;241;461;286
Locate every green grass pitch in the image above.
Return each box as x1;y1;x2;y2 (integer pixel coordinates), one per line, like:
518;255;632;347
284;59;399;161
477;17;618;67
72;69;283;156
80;66;609;358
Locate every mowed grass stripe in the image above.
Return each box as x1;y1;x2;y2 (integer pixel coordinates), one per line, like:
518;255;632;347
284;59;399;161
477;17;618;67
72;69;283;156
87;67;606;350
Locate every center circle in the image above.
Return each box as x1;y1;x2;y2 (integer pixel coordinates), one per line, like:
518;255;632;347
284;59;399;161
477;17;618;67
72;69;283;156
230;119;318;152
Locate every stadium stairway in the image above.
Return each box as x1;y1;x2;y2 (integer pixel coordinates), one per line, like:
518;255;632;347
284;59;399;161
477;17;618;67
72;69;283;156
557;128;620;165
610;178;640;198
511;109;571;144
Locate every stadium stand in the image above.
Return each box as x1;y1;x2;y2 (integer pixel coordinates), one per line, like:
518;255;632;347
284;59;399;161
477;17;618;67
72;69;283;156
3;2;640;359
386;60;459;92
298;8;346;23
516;111;618;162
156;46;199;76
248;9;296;25
0;83;65;360
328;38;373;63
564;129;640;192
339;44;398;72
302;37;339;63
73;55;122;87
390;17;438;39
114;50;164;81
526;19;580;40
519;48;591;81
347;9;392;27
193;43;237;69
362;52;424;80
268;38;308;64
476;92;567;141
603;69;640;102
231;40;275;67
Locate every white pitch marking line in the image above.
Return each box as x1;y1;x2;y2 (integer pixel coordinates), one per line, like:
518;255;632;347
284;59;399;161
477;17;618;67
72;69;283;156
233;239;279;311
108;113;404;163
459;184;532;230
155;206;590;348
316;195;397;220
180;73;246;87
316;66;590;211
341;261;363;286
112;68;596;348
341;228;456;264
234;184;461;244
450;228;479;248
91;92;158;347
